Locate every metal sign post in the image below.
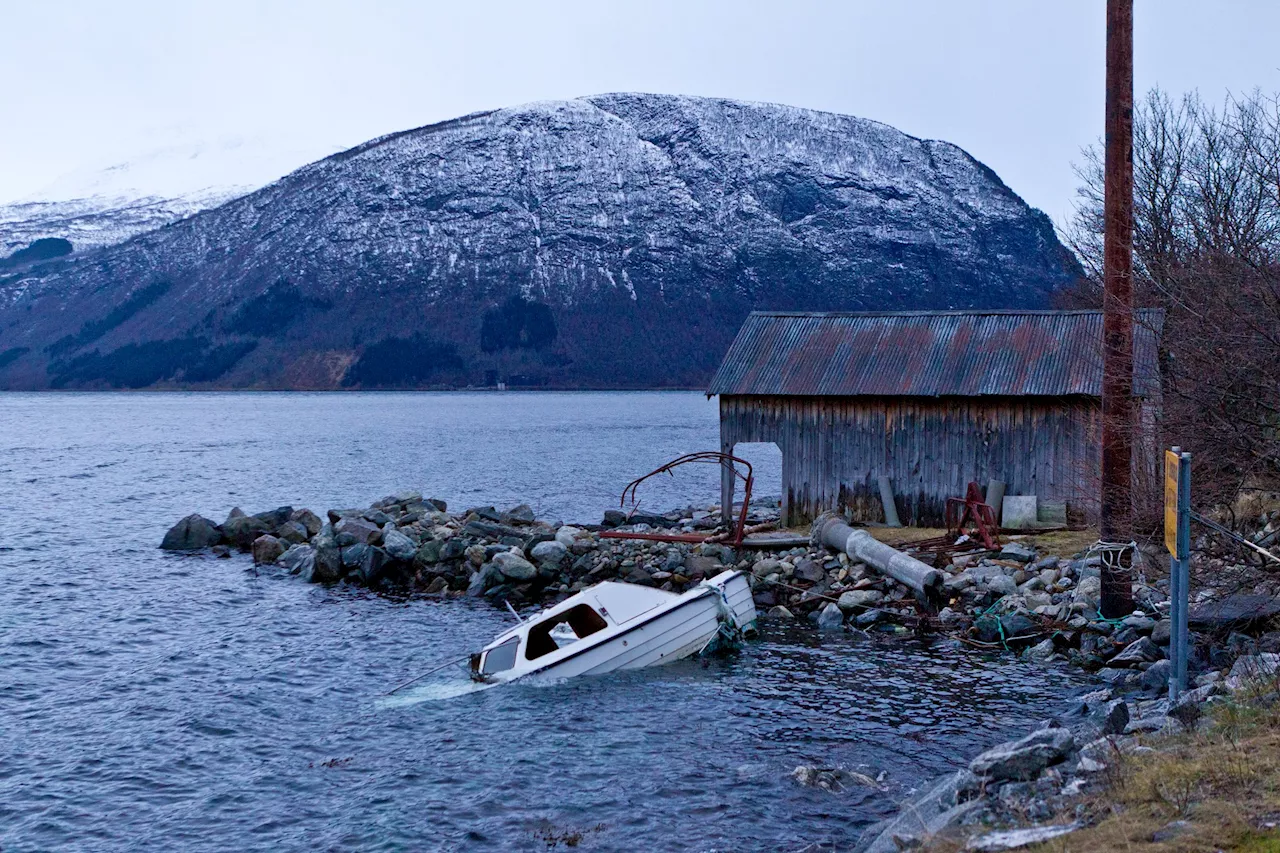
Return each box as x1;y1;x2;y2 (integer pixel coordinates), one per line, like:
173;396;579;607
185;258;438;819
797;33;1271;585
1165;447;1191;700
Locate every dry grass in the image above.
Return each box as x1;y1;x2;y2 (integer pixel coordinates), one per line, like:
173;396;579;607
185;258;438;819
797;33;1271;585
1233;490;1280;523
865;525;1098;560
936;697;1280;853
1015;528;1100;558
870;526;951;545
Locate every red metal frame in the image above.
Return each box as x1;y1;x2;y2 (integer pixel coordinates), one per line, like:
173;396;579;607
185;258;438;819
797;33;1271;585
601;451;755;548
944;481;1001;551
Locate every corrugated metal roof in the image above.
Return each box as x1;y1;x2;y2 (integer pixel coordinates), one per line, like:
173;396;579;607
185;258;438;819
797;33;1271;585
708;309;1164;398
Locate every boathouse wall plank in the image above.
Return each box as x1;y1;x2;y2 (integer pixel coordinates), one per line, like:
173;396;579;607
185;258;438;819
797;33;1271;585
719;394;1102;527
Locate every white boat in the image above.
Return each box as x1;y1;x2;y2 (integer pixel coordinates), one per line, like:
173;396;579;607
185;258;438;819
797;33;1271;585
469;570;758;683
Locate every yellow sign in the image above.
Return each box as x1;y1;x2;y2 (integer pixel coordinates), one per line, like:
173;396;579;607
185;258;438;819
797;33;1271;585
1165;450;1181;557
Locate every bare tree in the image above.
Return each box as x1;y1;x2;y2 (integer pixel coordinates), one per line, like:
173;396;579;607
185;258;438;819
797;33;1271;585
1064;88;1280;516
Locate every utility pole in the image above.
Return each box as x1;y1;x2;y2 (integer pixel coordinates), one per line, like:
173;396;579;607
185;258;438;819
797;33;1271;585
1099;0;1136;617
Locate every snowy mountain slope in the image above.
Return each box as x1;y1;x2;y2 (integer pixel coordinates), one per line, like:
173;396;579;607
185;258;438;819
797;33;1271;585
0;191;238;257
0;94;1081;390
0;137;332;256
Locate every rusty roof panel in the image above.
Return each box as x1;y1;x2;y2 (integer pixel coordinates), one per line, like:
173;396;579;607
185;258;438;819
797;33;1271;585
708;310;1164;398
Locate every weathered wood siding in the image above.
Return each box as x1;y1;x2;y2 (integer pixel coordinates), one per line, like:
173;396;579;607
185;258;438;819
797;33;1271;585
720;394;1102;527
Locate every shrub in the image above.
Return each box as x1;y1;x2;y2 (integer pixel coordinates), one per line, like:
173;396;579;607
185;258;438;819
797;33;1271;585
342;334;464;387
479;296;557;353
49;336;254;388
47;281;171;356
222;280;331;337
1;237;73;269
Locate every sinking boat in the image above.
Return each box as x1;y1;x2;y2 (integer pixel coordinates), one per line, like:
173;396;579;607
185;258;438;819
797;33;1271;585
470;570;757;683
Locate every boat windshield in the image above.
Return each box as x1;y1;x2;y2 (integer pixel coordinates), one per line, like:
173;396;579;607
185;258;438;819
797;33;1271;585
525;604;608;661
481;637;520;674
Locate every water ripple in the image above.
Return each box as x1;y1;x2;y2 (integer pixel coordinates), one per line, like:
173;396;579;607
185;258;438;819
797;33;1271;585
0;392;1087;852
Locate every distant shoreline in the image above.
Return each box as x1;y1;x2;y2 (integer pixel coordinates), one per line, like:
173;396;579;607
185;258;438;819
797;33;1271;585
0;386;711;393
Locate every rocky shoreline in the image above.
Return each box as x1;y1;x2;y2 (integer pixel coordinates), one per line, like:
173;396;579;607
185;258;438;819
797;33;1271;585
162;492;1280;851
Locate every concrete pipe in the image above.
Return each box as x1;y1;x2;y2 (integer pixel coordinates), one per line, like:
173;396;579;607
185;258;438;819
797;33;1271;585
877;476;902;528
811;513;943;603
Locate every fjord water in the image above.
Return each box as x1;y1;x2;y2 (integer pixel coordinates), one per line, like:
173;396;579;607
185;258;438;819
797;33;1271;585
1;392;1081;852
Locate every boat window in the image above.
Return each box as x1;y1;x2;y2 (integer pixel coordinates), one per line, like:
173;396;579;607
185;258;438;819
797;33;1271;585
481;637;520;674
524;604;608;661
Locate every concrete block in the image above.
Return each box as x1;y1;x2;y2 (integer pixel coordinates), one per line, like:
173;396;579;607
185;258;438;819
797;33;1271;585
1038;501;1068;525
1002;496;1039;530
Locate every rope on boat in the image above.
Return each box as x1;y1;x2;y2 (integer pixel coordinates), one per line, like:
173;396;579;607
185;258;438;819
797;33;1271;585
383;655;471;696
700;580;747;655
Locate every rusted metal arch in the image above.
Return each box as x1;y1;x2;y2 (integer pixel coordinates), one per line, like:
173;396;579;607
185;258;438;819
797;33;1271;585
602;451;755;548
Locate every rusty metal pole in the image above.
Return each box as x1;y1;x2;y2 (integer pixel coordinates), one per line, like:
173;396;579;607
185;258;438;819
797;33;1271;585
1099;0;1136;617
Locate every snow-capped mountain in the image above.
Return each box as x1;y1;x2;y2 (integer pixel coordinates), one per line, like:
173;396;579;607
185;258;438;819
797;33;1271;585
0;94;1081;390
0;137;332;256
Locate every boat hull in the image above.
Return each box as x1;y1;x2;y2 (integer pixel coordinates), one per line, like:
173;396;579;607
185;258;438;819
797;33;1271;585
529;590;724;681
473;570;759;685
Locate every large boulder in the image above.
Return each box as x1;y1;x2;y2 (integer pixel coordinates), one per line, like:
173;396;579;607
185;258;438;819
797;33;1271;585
987;574;1019;597
289;508;323;537
999;542;1037;563
439;537;468;562
223;513;273;551
356;546;391;585
252;506;294;528
1099;699;1130;735
1073;575;1102;607
793;558;825;584
275;520;310;545
529;540;567;567
493;551;537;581
334;517;381;546
837;589;884;612
392;489;424;506
381;528;417;561
752;558;783;579
817;602;844;631
1141;659;1172;693
252;534;286;565
413;538;445;566
461;519;527;541
682;555;722;580
362;508;392;526
467;563;503;596
999;611;1037;640
969;727;1074;781
506;503;536;524
341;542;369;570
1110;636;1163;666
555;526;585;547
310;533;343;582
160;514;224;550
859;770;983;853
1229;653;1280;685
277;544;315;576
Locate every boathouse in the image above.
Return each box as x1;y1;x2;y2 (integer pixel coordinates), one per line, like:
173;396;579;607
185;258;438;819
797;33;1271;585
709;310;1163;527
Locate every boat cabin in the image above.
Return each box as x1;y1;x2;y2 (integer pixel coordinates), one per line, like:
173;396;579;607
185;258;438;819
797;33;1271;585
471;582;679;679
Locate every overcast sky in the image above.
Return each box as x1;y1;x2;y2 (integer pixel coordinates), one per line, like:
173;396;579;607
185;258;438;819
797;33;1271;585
3;1;1279;226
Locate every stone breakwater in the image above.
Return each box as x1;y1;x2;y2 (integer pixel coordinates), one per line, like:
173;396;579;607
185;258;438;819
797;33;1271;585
161;492;1265;701
162;492;792;601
